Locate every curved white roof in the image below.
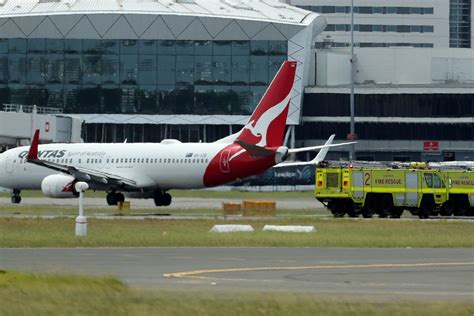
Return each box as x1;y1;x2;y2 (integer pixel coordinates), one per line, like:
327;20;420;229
0;0;314;25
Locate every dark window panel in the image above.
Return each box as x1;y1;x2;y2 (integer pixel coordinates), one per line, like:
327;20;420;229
250;41;268;56
268;41;287;56
45;54;64;84
138;85;158;114
46;39;64;54
83;55;101;85
120;86;138;113
213;41;232;56
0;39;7;54
195;56;213;85
213;55;231;85
231;55;249;85
157;55;176;85
65;55;82;84
101;55;119;85
83;39;101;54
139;55;157;85
176;55;194;85
27;39;45;54
232;41;250;56
195;41;212;55
101;40;120;55
139;40;157;55
64;39;82;54
176;40;194;55
250;55;268;86
8;54;27;84
120;40;138;55
157;40;176;55
0;55;8;84
120;54;138;85
8;39;27;53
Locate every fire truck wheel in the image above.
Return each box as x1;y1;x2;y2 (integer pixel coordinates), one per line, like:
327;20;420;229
440;200;454;216
419;196;434;219
391;207;404;219
332;201;346;218
379;195;393;218
363;195;377;218
454;196;469;216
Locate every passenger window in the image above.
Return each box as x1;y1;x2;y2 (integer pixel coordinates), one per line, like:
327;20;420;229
424;174;433;188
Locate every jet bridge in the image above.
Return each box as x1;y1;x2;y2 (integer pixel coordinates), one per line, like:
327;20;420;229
0;104;83;152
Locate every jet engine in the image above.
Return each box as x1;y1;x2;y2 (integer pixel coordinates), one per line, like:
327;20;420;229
274;146;289;164
41;174;79;198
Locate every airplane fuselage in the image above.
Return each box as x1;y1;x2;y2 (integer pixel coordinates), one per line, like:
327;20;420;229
0;141;277;192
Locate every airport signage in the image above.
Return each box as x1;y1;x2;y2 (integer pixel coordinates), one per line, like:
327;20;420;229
423;141;439;152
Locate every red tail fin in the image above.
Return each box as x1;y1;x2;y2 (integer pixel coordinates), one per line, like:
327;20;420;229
236;61;297;148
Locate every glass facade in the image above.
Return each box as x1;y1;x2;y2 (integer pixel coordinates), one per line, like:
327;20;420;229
298;6;434;15
449;0;472;48
324;24;434;33
296;122;473;141
0;39;287;115
303;93;474;117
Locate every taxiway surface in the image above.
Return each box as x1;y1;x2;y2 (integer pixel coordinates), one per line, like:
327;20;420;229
1;248;473;300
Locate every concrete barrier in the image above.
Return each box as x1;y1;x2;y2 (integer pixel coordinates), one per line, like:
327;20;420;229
209;225;254;233
263;225;316;233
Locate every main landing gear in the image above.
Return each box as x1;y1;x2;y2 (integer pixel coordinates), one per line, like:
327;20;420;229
11;189;21;204
106;192;125;206
154;190;172;207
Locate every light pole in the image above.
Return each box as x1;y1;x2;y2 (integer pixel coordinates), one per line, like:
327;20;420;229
349;0;356;160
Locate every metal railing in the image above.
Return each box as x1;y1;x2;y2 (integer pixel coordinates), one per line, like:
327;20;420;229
2;104;63;114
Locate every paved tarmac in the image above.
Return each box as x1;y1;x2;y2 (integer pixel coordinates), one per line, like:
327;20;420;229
1;247;473;300
0;197;322;210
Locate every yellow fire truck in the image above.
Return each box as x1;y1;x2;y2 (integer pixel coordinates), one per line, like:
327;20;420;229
315;161;474;219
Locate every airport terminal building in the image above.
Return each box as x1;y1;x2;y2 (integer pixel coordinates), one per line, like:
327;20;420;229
0;0;325;146
0;0;472;162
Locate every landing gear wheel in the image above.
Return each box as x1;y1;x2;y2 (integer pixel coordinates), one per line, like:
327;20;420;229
106;192;125;206
11;195;21;204
154;191;172;207
163;193;172;206
106;193;116;206
116;193;125;204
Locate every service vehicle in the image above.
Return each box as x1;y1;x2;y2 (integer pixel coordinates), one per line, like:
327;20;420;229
314;161;473;219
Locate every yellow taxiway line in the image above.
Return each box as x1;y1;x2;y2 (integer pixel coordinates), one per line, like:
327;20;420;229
164;262;474;280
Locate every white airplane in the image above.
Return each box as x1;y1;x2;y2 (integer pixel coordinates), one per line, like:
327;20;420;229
0;61;354;206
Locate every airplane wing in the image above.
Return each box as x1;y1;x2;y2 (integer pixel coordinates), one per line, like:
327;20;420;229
275;134;337;168
288;140;356;154
275;135;356;168
26;130;138;189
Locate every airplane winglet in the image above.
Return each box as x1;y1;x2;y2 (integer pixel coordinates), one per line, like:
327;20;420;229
27;129;40;161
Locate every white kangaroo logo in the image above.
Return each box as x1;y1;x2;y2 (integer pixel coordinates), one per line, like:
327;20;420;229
229;92;291;162
242;93;291;147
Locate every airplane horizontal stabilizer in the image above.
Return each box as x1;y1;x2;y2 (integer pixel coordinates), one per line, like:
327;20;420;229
235;140;275;157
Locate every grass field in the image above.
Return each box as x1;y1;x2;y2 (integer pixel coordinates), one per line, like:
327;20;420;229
1;217;472;248
1;271;472;316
